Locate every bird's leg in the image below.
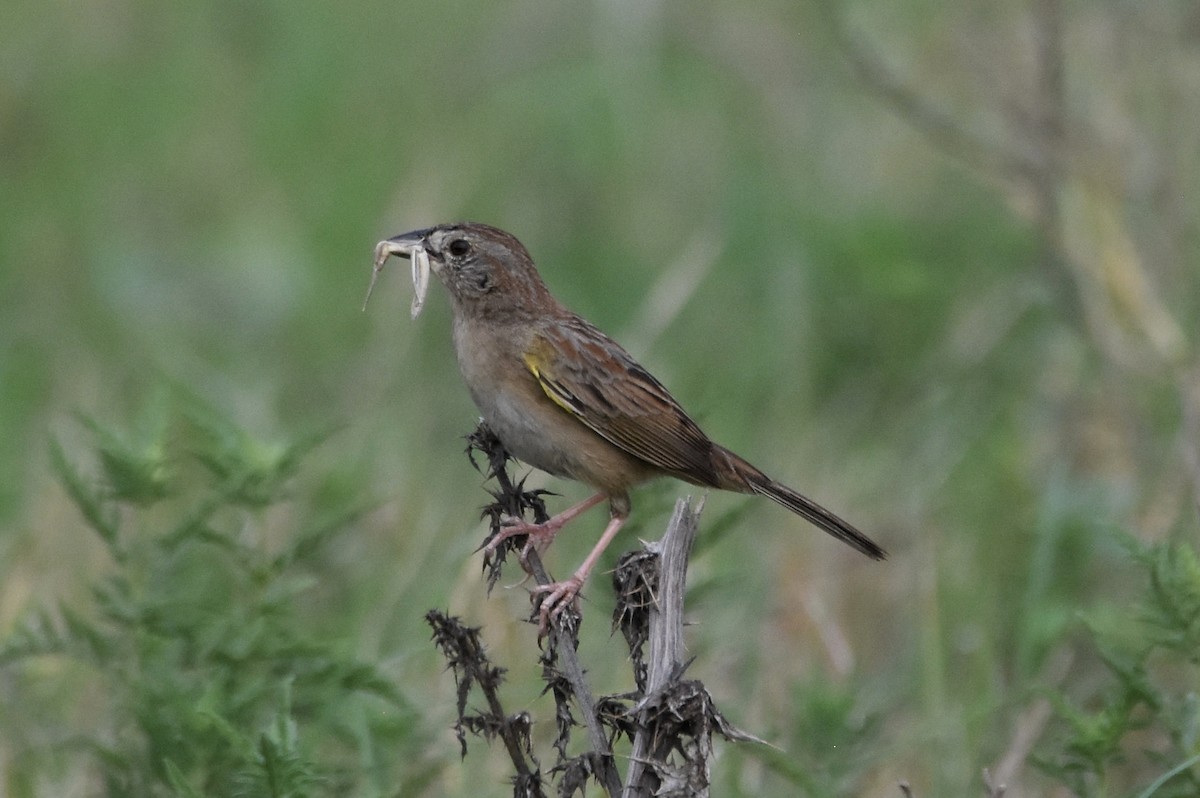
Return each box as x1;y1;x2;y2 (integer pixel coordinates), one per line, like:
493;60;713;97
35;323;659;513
532;511;628;632
485;492;607;562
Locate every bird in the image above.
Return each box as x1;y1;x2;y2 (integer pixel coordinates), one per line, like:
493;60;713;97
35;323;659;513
369;222;885;628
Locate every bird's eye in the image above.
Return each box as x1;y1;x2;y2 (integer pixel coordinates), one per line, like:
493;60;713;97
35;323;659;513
448;238;471;257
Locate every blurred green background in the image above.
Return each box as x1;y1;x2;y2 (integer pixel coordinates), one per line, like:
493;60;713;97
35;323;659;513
2;1;1198;796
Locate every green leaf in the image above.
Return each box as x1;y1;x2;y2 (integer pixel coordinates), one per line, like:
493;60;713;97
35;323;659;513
78;404;172;506
48;436;121;551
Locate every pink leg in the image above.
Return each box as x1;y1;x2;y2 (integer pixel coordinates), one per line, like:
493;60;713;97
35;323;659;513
484;492;606;558
532;512;628;631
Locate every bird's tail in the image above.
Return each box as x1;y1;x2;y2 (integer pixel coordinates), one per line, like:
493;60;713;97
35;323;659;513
714;446;886;560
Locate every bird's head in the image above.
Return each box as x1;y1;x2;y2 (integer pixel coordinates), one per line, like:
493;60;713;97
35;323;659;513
368;222;556;321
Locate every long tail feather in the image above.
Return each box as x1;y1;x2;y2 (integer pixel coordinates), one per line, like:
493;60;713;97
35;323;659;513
715;446;886;560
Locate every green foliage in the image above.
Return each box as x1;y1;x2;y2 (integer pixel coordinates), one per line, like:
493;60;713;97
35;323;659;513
1;398;435;797
750;677;881;797
1138;542;1200;662
1036;539;1200;798
1;1;1198;795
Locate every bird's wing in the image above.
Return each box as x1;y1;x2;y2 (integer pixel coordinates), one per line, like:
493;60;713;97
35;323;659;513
523;317;720;484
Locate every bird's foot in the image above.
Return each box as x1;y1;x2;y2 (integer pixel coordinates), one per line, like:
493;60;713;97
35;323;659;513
530;574;585;634
485;515;567;570
483;493;606;562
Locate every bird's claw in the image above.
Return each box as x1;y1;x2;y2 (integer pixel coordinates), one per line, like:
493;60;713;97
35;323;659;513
485;516;563;562
531;576;584;634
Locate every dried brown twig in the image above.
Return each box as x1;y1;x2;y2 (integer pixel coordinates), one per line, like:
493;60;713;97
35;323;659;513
427;422;762;797
617;497;766;798
465;422;622;796
425;610;544;797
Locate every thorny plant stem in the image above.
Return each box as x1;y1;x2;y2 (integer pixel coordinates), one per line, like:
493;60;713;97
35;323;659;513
525;548;623;797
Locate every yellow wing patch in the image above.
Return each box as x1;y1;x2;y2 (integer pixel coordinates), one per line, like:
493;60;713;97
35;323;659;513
522;349;581;416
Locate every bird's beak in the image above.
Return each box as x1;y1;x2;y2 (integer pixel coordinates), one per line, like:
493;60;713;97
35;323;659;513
364;228;435;318
377;228;433;260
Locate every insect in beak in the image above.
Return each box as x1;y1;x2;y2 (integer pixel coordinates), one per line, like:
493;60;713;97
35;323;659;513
364;233;432;319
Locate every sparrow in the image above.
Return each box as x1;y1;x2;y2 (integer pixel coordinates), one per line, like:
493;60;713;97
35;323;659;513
368;222;885;627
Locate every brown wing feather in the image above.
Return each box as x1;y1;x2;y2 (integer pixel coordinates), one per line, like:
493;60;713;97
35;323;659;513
527;317;721;485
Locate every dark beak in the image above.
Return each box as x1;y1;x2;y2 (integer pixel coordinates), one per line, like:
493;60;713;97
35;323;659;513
379;227;435;260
